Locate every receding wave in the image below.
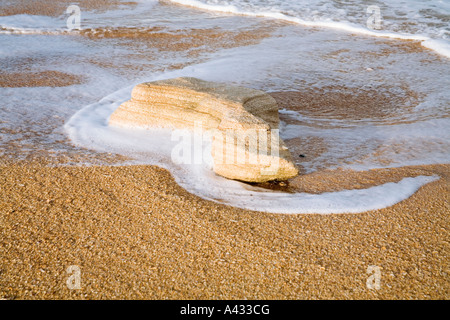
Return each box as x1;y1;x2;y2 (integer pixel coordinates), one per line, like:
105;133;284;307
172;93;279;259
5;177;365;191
0;25;166;36
167;0;450;59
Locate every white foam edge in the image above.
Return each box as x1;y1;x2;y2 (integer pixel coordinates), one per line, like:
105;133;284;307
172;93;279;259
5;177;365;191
220;175;439;214
167;0;450;59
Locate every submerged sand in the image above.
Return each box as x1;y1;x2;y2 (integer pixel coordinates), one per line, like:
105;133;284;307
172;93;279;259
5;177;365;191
0;71;83;88
0;0;135;17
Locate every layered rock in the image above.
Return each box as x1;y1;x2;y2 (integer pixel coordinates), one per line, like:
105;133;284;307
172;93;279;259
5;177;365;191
109;77;299;182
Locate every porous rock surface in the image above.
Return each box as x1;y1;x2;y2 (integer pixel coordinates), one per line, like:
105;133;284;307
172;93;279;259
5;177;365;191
109;77;299;182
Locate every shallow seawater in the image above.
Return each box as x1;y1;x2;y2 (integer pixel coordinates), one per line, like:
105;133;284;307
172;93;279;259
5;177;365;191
1;0;449;213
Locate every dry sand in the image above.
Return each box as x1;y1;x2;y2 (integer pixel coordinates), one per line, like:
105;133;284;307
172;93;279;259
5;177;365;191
0;161;448;300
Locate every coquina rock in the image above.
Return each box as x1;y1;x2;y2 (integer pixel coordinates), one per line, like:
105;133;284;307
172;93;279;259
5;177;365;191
109;77;299;182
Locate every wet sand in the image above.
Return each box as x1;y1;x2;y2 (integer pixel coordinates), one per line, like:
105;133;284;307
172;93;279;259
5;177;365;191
0;71;83;88
270;86;420;122
0;0;135;17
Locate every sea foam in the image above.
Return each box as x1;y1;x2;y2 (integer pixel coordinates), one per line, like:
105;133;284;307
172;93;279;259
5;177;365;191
168;0;450;59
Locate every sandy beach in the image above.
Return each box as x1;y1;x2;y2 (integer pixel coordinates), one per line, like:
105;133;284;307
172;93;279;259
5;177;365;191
0;87;448;299
0;160;448;299
1;0;449;300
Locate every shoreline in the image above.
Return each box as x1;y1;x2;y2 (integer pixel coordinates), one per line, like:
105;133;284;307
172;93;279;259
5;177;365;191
1;0;449;300
1;66;448;299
